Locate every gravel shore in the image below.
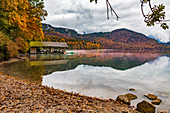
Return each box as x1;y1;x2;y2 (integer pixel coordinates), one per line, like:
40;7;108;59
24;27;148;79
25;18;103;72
0;73;139;113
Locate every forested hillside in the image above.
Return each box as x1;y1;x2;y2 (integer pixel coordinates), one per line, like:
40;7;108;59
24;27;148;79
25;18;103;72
81;29;170;50
42;24;103;49
42;23;170;50
0;0;47;60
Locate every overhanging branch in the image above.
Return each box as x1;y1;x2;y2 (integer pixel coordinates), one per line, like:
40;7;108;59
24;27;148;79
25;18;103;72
140;0;170;29
106;0;119;20
91;0;169;29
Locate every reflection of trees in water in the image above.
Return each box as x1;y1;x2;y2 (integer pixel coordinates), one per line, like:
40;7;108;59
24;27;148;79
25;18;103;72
29;54;65;61
73;53;159;70
0;61;44;83
164;54;170;57
0;51;166;81
43;52;160;75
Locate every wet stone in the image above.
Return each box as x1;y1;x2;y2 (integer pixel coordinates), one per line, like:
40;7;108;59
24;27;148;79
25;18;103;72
144;94;157;100
125;93;137;100
116;95;130;105
137;100;156;113
129;88;136;91
158;110;168;113
151;99;162;105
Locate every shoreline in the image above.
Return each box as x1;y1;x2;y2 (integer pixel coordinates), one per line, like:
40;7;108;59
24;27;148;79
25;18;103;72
0;57;27;66
0;52;169;112
0;73;139;113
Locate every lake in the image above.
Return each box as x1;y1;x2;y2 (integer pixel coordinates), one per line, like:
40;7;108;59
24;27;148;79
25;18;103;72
0;49;170;111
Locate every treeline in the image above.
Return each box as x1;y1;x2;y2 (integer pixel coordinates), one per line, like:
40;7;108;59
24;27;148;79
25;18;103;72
0;0;47;60
94;37;169;50
43;34;103;50
67;41;103;50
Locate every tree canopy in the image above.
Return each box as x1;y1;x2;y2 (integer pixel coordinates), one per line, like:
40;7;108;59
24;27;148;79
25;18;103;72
90;0;169;30
0;0;47;60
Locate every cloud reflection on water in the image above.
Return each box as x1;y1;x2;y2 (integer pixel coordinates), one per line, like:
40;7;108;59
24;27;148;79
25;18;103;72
42;55;170;111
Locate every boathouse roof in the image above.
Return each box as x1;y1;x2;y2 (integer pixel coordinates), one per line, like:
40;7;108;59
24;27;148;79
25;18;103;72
30;41;68;48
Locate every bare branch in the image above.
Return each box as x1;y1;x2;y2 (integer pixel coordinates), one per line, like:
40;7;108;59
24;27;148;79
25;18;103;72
106;0;119;20
91;0;169;29
141;2;146;17
148;0;153;12
106;0;109;19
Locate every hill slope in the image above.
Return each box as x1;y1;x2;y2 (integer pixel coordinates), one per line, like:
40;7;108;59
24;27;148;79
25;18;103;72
161;42;170;46
42;23;79;37
42;23;170;50
42;23;103;49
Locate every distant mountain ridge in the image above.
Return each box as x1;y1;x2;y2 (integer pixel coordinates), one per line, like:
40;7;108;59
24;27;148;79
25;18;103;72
42;23;79;37
42;23;170;50
161;42;170;45
148;35;162;43
148;35;170;45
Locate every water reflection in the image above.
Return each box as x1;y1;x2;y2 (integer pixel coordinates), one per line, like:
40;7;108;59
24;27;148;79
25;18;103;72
0;50;164;82
0;50;169;110
28;51;160;75
0;60;44;82
42;55;170;111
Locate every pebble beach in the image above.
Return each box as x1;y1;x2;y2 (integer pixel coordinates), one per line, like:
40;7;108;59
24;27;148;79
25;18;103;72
0;73;139;113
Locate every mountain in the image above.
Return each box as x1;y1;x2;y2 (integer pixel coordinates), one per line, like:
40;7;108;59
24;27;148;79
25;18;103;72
166;42;170;45
148;35;162;43
42;23;79;37
42;23;170;50
80;28;167;50
161;42;170;46
148;35;170;46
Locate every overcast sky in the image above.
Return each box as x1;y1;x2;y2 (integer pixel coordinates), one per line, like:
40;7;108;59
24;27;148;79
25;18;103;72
43;0;170;42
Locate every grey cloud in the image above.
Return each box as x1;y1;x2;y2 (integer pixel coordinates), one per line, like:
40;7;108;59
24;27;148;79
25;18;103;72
114;2;139;11
62;4;94;20
44;0;170;42
63;10;76;14
76;16;80;20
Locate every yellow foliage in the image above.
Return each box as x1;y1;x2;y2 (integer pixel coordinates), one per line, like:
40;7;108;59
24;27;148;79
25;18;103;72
0;0;47;56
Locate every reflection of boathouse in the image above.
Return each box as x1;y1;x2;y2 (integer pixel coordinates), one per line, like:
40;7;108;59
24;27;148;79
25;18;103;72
30;41;68;54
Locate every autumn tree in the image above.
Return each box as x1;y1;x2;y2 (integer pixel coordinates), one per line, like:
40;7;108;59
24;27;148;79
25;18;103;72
0;0;47;59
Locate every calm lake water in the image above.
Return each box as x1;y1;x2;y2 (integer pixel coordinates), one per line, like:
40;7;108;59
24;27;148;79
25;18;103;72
0;49;170;111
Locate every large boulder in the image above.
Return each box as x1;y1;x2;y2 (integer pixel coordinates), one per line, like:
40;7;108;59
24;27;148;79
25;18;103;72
144;94;157;100
152;99;162;105
137;100;156;113
125;93;137;100
116;95;130;105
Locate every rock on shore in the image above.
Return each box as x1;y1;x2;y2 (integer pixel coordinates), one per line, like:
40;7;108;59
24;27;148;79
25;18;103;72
116;95;131;105
137;100;156;113
144;94;157;100
0;74;139;113
152;99;162;105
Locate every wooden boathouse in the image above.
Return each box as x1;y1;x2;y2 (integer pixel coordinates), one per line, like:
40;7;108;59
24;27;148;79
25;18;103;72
30;41;68;54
